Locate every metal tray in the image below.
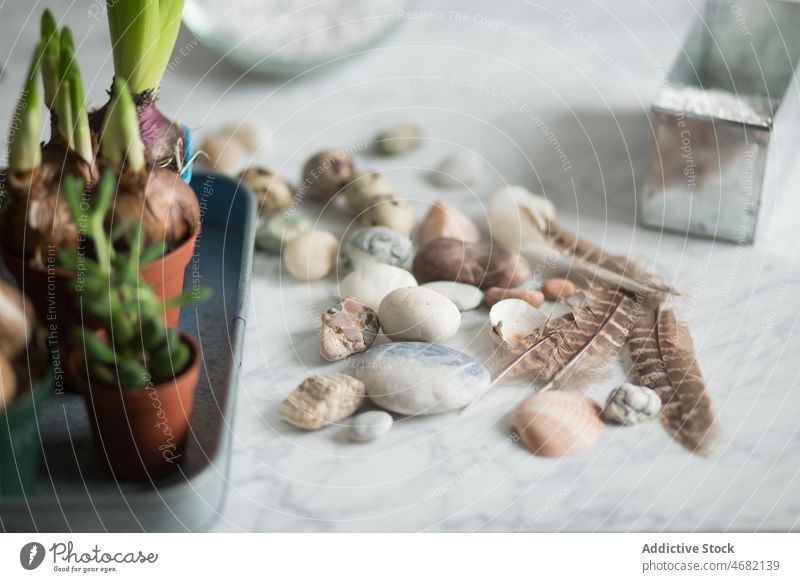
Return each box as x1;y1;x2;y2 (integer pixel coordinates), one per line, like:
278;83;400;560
0;171;255;532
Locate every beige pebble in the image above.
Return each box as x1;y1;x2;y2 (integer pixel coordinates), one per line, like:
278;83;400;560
220;120;270;152
283;231;339;280
484;287;544;308
200;135;246;174
542;278;576;300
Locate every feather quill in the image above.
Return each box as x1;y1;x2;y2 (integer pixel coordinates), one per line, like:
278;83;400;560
629;301;719;455
486;282;639;389
537;216;678;295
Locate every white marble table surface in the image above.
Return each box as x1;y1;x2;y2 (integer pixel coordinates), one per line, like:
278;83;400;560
2;0;799;532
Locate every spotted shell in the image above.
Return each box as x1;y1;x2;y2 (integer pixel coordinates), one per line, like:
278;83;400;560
512;392;604;456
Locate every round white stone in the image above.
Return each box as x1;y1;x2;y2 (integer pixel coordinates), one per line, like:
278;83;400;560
349;411;393;442
421;281;483;311
378;287;461;343
338;263;418;311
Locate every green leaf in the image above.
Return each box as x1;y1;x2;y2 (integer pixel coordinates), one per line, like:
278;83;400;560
40;9;60;107
88;362;116;386
67;58;92;163
8;42;44;173
78;329;118;365
100;79;145;171
140;241;167;265
161;287;211;311
55;30;74;146
117;358;149;389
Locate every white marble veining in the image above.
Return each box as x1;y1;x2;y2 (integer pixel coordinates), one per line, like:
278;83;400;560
2;0;799;532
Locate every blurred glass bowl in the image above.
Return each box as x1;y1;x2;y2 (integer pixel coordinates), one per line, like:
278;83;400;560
183;0;409;76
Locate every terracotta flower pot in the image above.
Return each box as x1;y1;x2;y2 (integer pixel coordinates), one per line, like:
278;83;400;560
1;232;197;331
0;370;54;495
66;330;200;481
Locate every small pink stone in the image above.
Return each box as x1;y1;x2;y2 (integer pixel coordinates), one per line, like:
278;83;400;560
542;278;576;301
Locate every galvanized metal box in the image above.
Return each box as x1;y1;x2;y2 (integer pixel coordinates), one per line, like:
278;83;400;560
642;0;800;244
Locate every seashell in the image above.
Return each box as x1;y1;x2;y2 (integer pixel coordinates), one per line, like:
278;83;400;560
280;373;365;430
350;410;394;442
512;392;604;457
239;167;294;216
359;195;415;236
431;153;482;188
301;149;355;201
489;298;547;345
339;263;418;311
602;383;662;426
375;123;424;155
416;200;481;246
343;171;395;215
339;226;412;271
542;278;577;300
378;287;461;343
484;286;544;308
0;281;35;359
319;298;380;361
0;352;17;412
282;231;339;280
487;185;556;248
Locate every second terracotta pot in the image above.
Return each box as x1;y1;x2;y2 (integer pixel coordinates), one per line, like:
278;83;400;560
2;232;197;330
66;330;200;481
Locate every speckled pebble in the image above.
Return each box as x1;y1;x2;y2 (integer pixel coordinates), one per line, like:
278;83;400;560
301;149;354;201
239;167;294;216
319;298;380;361
349;411;394;442
343;171;395;215
359;195;415;236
